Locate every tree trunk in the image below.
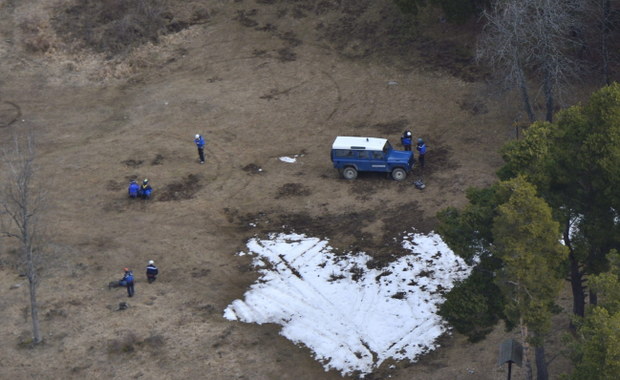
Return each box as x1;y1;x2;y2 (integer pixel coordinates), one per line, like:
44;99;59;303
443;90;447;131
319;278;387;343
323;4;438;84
569;252;585;320
589;288;598;306
543;69;554;123
521;321;533;380
28;276;41;344
564;224;585;323
601;0;611;85
26;241;41;344
518;69;536;123
535;345;549;380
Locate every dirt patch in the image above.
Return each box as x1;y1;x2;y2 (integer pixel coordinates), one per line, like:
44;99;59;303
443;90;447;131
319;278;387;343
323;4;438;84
368;119;411;135
234;201;426;263
417;144;460;176
415;38;484;82
121;159;143;167
151;154;164;165
157;174;202;201
234;9;259;28
0;101;21;127
51;0;210;55
105;179;125;192
242;163;264;174
107;331;165;356
459;99;489;116
275;183;312;199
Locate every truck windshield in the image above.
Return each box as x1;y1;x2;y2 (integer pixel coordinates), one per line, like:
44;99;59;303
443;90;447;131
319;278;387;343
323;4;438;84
383;141;393;153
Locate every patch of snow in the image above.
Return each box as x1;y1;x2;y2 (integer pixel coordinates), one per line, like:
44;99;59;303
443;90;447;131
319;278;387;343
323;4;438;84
279;156;297;163
224;231;471;376
561;214;583;245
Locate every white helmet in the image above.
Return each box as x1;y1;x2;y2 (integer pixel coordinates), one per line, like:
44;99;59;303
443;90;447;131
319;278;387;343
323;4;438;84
148;260;154;265
195;134;200;139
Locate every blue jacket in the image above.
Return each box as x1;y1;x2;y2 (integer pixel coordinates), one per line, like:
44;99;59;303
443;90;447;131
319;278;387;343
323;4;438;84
401;136;412;146
141;184;152;193
128;182;140;197
123;271;134;284
417;143;427;155
194;135;205;149
146;264;158;277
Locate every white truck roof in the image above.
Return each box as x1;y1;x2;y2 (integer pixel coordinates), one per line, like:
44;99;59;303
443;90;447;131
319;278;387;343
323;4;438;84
332;136;387;151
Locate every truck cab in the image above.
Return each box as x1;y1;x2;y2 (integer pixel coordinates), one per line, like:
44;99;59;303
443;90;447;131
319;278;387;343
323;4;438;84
330;136;415;181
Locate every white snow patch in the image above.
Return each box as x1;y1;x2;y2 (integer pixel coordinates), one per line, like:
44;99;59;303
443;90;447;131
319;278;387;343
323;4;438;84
224;231;471;376
279;156;297;163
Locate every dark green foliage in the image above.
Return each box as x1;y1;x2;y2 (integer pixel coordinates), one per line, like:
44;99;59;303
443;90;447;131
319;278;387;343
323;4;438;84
439;268;505;342
437;184;507;341
438;177;567;345
500;83;620;277
567;253;620;379
492;177;568;347
437;185;502;264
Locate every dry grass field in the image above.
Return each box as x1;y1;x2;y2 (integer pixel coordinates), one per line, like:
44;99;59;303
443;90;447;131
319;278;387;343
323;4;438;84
0;1;579;379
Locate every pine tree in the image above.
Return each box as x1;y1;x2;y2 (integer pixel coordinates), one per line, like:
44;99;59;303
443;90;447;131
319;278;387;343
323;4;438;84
492;176;568;380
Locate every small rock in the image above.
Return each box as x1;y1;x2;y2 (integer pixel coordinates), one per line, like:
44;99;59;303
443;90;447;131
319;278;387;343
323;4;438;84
10;283;22;289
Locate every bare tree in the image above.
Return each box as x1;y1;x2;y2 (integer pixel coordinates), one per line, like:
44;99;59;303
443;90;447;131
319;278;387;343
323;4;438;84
1;131;46;345
477;0;536;122
477;0;583;122
582;0;618;85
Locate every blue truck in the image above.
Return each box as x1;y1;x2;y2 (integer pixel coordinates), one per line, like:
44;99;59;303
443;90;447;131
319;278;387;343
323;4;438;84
330;136;415;181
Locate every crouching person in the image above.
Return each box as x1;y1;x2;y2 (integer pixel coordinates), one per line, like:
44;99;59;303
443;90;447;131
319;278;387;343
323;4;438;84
128;180;140;198
146;260;158;283
140;179;152;200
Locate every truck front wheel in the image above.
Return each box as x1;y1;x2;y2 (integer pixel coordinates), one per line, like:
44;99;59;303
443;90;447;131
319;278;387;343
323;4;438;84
342;167;358;180
391;168;407;181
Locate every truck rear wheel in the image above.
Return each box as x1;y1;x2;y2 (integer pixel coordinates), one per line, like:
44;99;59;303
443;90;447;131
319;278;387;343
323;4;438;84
391;168;407;181
342;167;358;180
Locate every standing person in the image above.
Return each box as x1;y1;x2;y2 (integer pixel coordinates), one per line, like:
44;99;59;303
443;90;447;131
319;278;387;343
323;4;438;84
128;180;140;198
416;138;427;168
400;130;412;151
140;179;152;199
146;260;158;283
122;268;135;297
194;134;206;164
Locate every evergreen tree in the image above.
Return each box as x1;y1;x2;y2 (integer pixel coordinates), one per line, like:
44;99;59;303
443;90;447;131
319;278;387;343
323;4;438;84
438;185;507;342
569;252;620;380
492;176;568;380
499;83;620;318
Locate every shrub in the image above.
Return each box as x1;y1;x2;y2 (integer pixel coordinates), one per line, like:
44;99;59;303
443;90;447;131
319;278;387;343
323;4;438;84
53;0;170;55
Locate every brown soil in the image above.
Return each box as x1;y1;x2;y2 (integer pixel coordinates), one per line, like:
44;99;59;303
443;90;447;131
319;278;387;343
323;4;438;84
0;0;574;379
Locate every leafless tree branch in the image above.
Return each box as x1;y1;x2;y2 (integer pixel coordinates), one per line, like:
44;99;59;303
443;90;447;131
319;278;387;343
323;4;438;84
0;130;46;345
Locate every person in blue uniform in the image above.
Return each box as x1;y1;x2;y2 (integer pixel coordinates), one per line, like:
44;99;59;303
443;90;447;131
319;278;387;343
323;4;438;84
128;180;140;198
140;179;152;199
400;130;412;151
146;260;159;284
416;138;427;168
122;268;135;297
194;134;206;164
